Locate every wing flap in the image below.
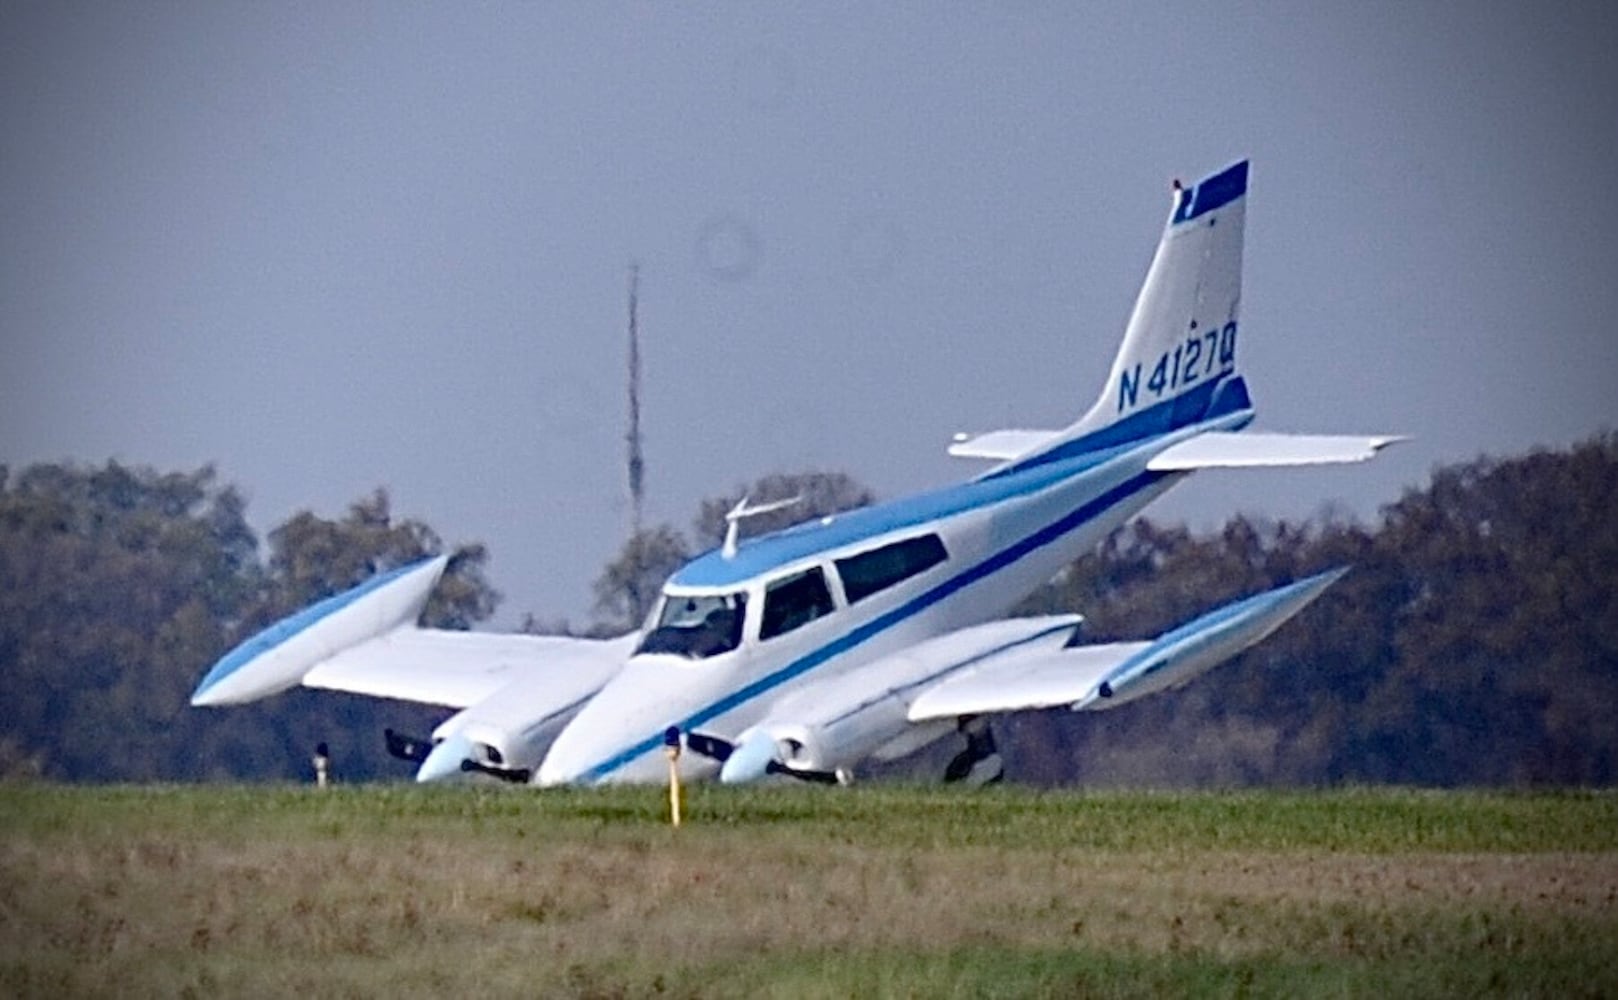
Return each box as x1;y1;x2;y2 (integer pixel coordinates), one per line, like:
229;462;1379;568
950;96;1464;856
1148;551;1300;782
907;642;1149;720
1148;431;1407;470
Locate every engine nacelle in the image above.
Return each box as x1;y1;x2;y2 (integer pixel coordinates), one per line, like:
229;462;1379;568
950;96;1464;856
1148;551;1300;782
719;722;824;783
719;616;1081;784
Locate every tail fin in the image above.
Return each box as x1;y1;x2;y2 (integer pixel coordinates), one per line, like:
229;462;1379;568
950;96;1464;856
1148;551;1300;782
1049;160;1254;458
951;163;1408;477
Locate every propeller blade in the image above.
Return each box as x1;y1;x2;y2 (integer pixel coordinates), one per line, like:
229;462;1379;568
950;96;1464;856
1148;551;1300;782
384;728;432;764
458;758;532;784
683;731;737;762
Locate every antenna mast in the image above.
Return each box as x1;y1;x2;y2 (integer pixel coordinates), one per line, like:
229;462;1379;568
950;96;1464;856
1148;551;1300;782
626;262;645;540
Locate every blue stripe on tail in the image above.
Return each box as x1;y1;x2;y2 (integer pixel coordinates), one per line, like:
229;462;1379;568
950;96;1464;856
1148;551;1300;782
1173;161;1248;225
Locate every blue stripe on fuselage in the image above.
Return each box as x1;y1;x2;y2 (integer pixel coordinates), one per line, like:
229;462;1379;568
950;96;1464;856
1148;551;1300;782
995;376;1253;479
673;379;1251;591
676;448;1119;589
576;467;1169;783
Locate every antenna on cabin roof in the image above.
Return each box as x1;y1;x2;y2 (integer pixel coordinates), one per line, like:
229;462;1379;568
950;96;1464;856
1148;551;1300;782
626;262;645;540
722;495;802;559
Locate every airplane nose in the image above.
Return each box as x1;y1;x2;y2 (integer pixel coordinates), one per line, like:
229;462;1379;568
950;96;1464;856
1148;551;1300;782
534;752;582;788
415;732;475;783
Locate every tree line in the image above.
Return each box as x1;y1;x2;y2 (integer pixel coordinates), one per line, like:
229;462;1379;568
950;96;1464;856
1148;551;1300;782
0;465;493;782
1;434;1613;785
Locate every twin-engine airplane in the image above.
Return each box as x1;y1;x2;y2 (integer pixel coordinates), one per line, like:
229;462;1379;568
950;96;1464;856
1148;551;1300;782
192;161;1402;786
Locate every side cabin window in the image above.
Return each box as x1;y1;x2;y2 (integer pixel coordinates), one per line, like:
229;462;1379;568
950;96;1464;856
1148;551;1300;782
835;533;949;604
636;591;747;659
760;567;835;641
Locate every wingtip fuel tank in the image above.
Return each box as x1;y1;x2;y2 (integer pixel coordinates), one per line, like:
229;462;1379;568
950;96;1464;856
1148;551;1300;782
1070;567;1348;711
190;555;449;707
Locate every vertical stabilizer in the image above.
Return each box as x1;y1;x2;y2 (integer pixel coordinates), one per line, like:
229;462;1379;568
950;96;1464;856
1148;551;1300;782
1025;161;1254;465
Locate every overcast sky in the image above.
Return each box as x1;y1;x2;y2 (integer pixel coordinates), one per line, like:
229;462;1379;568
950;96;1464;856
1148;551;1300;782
4;2;1615;626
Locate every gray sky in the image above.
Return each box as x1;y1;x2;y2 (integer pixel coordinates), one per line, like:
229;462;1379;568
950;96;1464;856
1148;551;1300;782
5;2;1616;627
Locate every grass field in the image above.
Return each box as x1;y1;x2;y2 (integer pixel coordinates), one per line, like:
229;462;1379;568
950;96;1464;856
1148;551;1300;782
2;783;1615;997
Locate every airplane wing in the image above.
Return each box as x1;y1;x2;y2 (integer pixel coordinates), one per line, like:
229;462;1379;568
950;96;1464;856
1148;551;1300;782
714;569;1346;783
302;630;635;709
1147;431;1407;470
191;554;632;710
910;567;1345;718
905;641;1147;719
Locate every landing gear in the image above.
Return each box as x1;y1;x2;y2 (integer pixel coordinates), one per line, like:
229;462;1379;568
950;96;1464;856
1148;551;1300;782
943;716;1004;786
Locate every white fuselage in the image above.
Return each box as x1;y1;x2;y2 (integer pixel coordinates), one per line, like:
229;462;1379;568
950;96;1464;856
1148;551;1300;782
534;425;1215;785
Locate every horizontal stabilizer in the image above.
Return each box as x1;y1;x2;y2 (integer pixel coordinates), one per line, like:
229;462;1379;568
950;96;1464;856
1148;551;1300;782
948;429;1062;461
1147;432;1407;470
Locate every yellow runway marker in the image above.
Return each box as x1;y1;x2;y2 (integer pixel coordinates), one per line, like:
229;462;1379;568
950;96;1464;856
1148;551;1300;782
663;727;682;828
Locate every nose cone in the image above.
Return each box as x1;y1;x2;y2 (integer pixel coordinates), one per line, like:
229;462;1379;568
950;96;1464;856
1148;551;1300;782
415;733;476;783
535;723;622;787
535;715;607;786
534;753;576;788
539;653;724;786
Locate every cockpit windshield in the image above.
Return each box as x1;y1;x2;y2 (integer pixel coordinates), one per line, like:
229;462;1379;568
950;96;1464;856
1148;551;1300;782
635;591;748;659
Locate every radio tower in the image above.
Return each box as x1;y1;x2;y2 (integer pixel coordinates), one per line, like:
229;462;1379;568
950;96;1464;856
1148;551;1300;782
626;262;645;540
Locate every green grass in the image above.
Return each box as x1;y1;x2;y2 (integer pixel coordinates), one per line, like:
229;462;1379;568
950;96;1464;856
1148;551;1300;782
3;784;1616;997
